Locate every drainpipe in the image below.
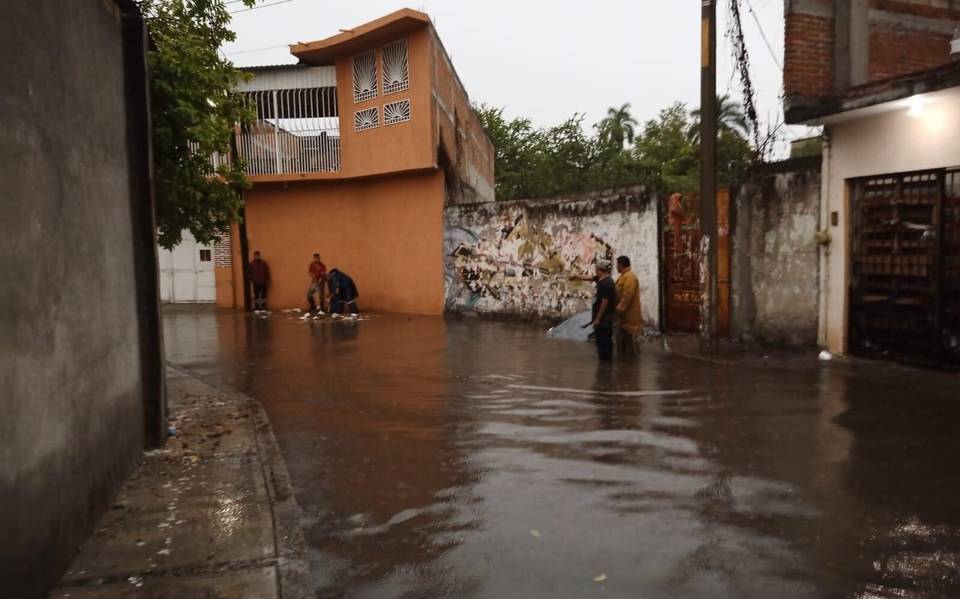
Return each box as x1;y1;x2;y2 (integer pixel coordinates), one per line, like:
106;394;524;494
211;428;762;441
817;130;831;349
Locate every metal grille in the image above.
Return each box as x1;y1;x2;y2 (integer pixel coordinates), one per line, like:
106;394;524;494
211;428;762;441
382;39;409;95
383;99;411;125
237;87;340;176
944;169;960;366
353;51;377;103
355;107;379;132
850;168;959;368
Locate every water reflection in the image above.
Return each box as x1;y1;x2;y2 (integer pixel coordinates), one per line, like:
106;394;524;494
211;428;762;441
163;307;960;599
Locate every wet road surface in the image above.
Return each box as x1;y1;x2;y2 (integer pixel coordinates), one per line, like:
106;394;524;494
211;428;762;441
163;307;960;599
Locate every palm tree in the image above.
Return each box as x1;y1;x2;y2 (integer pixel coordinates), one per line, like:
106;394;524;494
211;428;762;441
688;95;750;142
598;103;639;150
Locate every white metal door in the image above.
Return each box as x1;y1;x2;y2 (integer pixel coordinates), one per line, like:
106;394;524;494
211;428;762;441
158;230;215;303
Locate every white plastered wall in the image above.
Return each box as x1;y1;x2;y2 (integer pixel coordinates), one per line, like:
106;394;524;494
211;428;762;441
820;86;960;353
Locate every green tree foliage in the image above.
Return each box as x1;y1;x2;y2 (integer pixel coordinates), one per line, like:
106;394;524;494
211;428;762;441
688;94;750;142
597;102;639;150
475;105;657;201
476;101;754;201
634;103;699;193
139;0;255;249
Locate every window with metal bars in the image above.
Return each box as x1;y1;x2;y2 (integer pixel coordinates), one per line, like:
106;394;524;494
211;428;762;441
236;87;341;175
382;39;409;95
353;51;377;103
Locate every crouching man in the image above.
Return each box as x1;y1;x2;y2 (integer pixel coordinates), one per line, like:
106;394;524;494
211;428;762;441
327;268;360;315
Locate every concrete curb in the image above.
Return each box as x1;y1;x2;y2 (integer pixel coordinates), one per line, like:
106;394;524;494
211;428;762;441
167;366;313;599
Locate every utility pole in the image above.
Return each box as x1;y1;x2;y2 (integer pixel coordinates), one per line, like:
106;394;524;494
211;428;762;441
699;0;719;353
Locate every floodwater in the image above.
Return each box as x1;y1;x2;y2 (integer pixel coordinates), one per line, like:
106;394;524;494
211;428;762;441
163;307;960;599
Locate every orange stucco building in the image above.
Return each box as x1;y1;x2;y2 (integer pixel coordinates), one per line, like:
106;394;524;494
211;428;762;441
213;9;494;315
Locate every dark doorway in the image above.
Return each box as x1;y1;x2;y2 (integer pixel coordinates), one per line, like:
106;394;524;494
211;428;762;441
849;168;960;369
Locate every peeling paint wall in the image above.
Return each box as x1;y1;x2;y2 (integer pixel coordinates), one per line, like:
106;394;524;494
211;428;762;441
731;157;822;346
444;187;660;326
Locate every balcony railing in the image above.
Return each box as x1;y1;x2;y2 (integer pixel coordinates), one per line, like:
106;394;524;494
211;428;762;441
238;87;340;176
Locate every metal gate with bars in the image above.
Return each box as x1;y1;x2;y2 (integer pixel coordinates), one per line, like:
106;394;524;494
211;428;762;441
849;168;960;368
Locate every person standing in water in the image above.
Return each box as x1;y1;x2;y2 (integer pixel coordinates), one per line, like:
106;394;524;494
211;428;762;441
248;251;271;314
614;255;643;355
591;259;617;361
306;253;327;314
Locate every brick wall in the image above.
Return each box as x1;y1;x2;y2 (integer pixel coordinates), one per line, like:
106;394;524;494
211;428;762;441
869;25;953;82
213;230;232;268
784;12;835;99
784;0;959;105
432;31;495;205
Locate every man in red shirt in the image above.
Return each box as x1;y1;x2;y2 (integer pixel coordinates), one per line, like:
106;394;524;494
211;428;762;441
307;253;327;314
248;251;271;313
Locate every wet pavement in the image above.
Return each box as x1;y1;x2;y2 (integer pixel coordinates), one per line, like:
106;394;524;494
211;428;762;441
163;306;960;599
53;368;310;599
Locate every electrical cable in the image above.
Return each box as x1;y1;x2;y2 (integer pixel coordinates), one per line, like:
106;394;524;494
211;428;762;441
224;43;289;55
744;0;783;70
229;0;294;15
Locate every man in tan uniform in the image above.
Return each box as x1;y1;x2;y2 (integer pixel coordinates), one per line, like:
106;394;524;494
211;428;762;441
614;255;643;354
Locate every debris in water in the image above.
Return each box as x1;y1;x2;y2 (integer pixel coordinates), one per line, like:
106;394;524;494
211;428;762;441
818;350;833;361
546;310;592;341
593;574;607;582
530;529;541;538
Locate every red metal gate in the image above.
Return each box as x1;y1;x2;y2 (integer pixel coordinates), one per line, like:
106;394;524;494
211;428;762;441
664;226;703;333
849;168;960;368
663;191;730;335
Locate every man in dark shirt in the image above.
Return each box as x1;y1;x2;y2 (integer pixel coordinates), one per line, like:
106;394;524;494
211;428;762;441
326;268;360;316
591;259;617;361
248;251;271;313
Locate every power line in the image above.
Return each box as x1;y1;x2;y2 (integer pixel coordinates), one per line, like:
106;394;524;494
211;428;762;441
229;0;294;15
744;0;782;70
224;43;289;56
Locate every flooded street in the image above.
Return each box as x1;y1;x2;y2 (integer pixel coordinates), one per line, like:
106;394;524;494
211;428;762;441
163;307;960;599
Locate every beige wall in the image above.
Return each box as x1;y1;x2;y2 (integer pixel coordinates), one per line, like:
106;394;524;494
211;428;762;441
238;171;446;315
820;86;960;353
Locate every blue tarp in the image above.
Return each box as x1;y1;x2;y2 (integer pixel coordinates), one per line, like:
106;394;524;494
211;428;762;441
546;310;593;342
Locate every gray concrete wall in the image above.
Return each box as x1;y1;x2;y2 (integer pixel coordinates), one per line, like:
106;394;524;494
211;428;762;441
0;2;156;597
444;187;660;327
731;157;822;347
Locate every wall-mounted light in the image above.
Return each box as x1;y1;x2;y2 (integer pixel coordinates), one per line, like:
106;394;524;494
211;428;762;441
907;95;926;118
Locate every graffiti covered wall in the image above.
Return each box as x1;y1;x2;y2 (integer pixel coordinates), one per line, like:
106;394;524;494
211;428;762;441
444;187;660;326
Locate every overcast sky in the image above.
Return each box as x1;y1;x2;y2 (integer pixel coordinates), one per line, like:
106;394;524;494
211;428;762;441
223;0;812;156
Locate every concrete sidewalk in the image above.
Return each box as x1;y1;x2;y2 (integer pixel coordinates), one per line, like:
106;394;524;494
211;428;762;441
52;368;311;599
